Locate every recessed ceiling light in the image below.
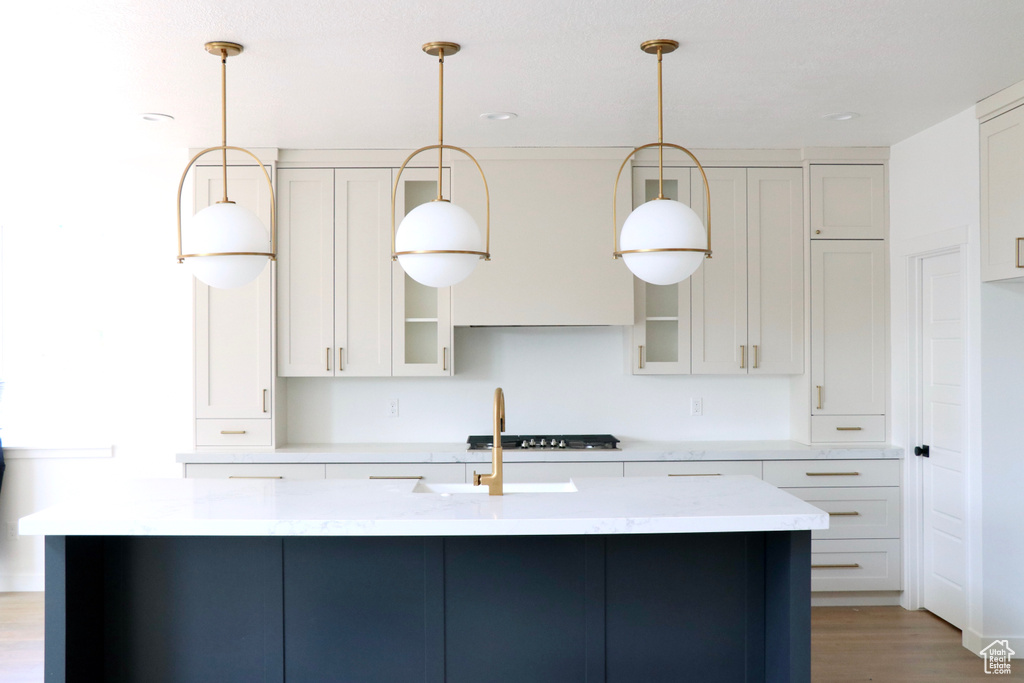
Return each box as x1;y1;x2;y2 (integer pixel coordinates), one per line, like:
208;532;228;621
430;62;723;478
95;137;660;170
480;112;517;121
140;112;174;123
823;112;859;121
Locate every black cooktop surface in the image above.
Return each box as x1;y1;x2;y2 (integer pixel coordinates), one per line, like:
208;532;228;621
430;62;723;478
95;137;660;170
466;434;620;451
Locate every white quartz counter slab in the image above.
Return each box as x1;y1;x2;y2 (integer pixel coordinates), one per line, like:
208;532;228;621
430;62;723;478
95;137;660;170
176;440;903;464
19;476;829;537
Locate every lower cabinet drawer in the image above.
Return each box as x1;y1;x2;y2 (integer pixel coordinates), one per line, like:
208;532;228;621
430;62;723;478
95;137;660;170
185;463;326;479
811;415;885;443
763;459;900;487
500;461;622;482
325;463;466;483
811;539;901;592
624;461;762;478
784;487;899;540
196;419;272;447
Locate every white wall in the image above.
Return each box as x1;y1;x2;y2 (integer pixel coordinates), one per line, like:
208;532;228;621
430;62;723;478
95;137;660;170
287;326;793;443
890;104;1024;653
0;137;194;590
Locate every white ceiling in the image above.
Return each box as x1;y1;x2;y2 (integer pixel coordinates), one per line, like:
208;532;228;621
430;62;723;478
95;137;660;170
5;0;1024;152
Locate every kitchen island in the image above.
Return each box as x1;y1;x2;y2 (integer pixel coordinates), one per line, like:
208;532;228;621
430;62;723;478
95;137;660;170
21;475;828;683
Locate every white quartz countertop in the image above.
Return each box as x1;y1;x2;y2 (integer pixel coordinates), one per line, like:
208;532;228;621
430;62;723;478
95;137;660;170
177;440;902;464
19;475;829;537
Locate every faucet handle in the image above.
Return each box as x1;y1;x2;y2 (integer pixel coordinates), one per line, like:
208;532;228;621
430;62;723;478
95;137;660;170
473;471;481;485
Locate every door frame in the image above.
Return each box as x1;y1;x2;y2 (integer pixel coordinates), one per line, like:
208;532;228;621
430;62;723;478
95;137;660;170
892;226;978;630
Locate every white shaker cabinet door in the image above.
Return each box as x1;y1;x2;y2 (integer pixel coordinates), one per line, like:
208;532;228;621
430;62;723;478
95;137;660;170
336;168;393;376
980;103;1024;282
193;165;274;421
748;168;804;375
691;168;748;374
810;240;886;416
277;168;335;377
810;165;885;240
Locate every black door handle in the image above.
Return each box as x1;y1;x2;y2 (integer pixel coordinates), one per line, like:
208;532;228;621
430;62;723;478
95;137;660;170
914;445;930;457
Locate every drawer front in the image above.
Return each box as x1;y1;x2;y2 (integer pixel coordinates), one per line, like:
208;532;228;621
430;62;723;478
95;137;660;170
624;461;762;478
185;463;326;479
326;463;466;483
784;487;899;540
196;419;272;447
811;415;885;443
763;459;899;487
811;539;901;592
501;462;623;483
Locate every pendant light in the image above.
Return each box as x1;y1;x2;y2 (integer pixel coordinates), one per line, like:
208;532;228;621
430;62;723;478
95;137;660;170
176;41;276;289
613;39;711;286
392;42;490;288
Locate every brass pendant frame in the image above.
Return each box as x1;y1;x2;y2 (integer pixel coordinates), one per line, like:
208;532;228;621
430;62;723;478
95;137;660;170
390;42;491;264
177;41;277;266
613;39;712;262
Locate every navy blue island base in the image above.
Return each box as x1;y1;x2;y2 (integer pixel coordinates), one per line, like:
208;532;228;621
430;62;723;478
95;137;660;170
45;530;811;682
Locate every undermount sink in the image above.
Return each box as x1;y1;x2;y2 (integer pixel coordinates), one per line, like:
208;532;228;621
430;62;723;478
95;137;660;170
413;481;578;495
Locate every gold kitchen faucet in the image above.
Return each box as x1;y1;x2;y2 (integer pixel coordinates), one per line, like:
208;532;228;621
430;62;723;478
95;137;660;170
473;388;505;495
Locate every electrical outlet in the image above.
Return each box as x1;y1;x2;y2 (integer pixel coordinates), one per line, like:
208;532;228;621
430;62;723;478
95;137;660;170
5;522;17;540
387;398;399;418
690;398;703;416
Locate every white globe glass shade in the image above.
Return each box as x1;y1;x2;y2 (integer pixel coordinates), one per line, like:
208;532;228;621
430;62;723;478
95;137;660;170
395;201;482;288
182;202;271;289
619;198;707;285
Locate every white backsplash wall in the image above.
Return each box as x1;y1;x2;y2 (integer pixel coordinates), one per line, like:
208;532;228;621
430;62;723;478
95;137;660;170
286;326;791;443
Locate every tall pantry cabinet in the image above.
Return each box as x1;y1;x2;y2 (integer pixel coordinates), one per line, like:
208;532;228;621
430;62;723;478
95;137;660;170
192;163;277;447
804;164;888;443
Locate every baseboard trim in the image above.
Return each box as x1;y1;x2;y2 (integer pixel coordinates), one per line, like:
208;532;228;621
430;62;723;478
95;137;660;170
811;591;903;607
0;574;44;592
963;628;1023;659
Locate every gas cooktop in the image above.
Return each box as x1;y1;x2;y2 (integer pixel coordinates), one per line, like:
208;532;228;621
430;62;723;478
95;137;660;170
466;434;620;451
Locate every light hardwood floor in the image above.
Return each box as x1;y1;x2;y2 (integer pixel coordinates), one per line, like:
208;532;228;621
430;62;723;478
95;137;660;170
0;594;1010;681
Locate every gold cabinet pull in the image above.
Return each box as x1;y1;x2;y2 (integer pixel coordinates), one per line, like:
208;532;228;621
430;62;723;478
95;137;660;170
442;346;448;372
740;345;746;369
338;347;344;372
1017;237;1023;268
368;475;424;480
812;563;861;569
220;430;246;435
806;471;860;477
263;389;268;413
326;347;331;372
229;476;283;479
828;511;861;517
816;385;823;410
669;473;722;477
638;345;645;369
753;345;759;369
836;427;863;431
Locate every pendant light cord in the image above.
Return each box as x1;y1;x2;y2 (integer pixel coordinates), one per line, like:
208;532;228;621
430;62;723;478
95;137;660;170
437;48;445;201
221;49;229;203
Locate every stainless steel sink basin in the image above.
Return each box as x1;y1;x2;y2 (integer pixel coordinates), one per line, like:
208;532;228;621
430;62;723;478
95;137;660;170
412;481;578;494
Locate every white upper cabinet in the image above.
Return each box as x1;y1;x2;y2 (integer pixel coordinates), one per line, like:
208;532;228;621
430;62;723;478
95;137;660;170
277;168;392;377
393;167;453;376
748;168;804;375
631;167;692;375
810;240;886;416
810;165;885;239
450;152;634;326
980;103;1024;282
193;165;274;425
691;168;749;374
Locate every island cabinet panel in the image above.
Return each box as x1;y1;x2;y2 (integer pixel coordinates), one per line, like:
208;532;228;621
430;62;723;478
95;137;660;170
46;532;811;683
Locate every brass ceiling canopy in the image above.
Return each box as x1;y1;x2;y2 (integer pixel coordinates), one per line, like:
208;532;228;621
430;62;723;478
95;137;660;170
204;41;243;58
640;39;679;55
422;41;461;57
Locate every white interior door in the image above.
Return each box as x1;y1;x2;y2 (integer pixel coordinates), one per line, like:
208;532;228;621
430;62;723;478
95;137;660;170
920;250;966;628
